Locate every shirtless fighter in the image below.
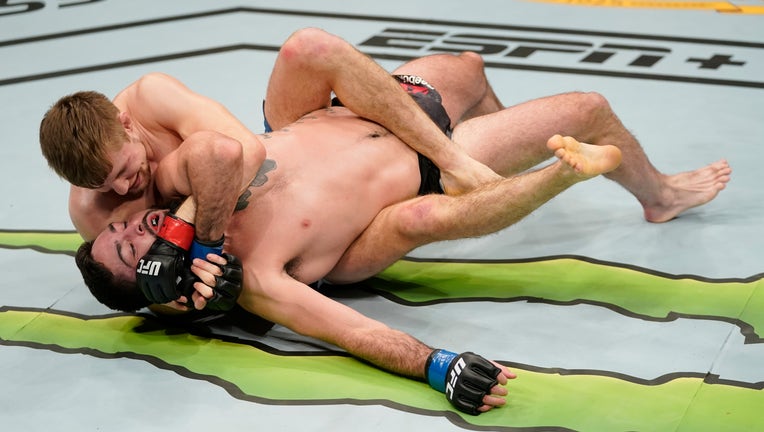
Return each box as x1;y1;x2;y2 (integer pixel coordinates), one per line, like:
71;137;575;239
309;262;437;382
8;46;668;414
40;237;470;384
40;28;503;243
44;27;729;415
80;128;623;415
40;28;731;246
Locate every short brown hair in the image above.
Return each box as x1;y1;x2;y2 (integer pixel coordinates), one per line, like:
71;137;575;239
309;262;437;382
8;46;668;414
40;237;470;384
39;91;127;188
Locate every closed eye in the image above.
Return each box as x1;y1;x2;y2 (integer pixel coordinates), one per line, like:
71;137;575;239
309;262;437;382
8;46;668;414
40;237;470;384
115;242;129;268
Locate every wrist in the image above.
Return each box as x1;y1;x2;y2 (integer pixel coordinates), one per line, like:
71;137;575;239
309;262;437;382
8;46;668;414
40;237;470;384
157;213;195;250
425;349;457;392
189;237;224;261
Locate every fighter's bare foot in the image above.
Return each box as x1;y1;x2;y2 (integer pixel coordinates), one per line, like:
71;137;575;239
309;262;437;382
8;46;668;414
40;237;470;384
642;159;731;223
547;135;622;179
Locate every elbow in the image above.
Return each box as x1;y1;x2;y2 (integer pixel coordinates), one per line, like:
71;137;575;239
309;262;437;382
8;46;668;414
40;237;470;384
190;130;243;166
212;133;244;165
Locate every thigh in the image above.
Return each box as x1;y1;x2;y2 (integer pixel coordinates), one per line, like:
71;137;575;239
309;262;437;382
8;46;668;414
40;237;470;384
452;92;597;176
325;197;435;284
393;52;492;125
263;32;337;131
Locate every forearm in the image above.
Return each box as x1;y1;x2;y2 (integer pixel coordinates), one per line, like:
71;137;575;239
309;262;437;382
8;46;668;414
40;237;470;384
183;131;244;242
239;273;509;415
240;274;433;379
340;326;434;379
191;194;233;242
172;197;196;222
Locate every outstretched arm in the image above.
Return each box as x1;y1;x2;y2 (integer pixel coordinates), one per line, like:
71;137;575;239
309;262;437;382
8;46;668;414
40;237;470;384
264;28;499;194
219;267;514;414
249;274;433;377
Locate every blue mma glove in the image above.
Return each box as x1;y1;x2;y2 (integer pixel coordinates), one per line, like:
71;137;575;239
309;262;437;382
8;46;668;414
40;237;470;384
137;213;196;305
425;349;501;415
189;237;224;261
204;253;243;312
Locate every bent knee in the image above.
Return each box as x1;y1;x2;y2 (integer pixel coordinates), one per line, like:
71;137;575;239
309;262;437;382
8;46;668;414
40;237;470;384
280;28;344;63
563;91;613;126
393;197;452;243
569;91;611;113
458;51;485;70
456;51;487;84
283;27;328;48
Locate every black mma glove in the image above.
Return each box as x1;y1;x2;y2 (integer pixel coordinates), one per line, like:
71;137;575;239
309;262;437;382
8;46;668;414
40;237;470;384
425;349;501;415
204;253;243;312
136;213;196;305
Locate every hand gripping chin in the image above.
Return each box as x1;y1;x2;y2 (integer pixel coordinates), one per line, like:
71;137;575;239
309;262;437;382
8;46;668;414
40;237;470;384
204;253;243;311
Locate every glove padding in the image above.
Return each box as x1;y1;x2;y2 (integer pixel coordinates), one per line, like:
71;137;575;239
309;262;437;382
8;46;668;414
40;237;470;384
425;350;501;415
203;253;243;312
137;212;196;305
137;237;195;305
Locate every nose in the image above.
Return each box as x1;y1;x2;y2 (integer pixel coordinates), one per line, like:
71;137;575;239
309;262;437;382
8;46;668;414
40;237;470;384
124;221;146;239
113;178;130;195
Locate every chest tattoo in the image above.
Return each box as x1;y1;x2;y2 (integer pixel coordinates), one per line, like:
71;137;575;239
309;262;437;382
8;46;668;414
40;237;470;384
235;158;277;211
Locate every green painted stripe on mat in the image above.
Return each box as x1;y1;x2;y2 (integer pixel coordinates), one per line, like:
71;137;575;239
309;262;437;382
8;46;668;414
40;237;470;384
3;233;763;429
1;309;762;431
0;230;81;255
375;259;763;338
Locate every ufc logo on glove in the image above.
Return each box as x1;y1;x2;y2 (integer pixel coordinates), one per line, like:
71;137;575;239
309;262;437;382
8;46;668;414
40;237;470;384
426;350;501;414
445;357;467;398
137;259;162;276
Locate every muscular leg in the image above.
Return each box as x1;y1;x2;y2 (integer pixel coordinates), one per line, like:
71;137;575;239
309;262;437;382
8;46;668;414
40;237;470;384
266;31;502;132
451;92;732;222
326;136;622;283
264;28;500;193
392;51;504;126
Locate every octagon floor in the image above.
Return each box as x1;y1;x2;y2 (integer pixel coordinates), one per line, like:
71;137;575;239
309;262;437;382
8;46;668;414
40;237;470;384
1;1;762;431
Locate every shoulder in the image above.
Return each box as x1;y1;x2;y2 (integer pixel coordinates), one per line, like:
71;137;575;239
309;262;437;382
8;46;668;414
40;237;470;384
116;73;197;132
133;72;180;92
116;73;185;106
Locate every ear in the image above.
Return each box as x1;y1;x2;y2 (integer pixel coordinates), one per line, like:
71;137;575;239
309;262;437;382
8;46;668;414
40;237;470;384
118;111;133;132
